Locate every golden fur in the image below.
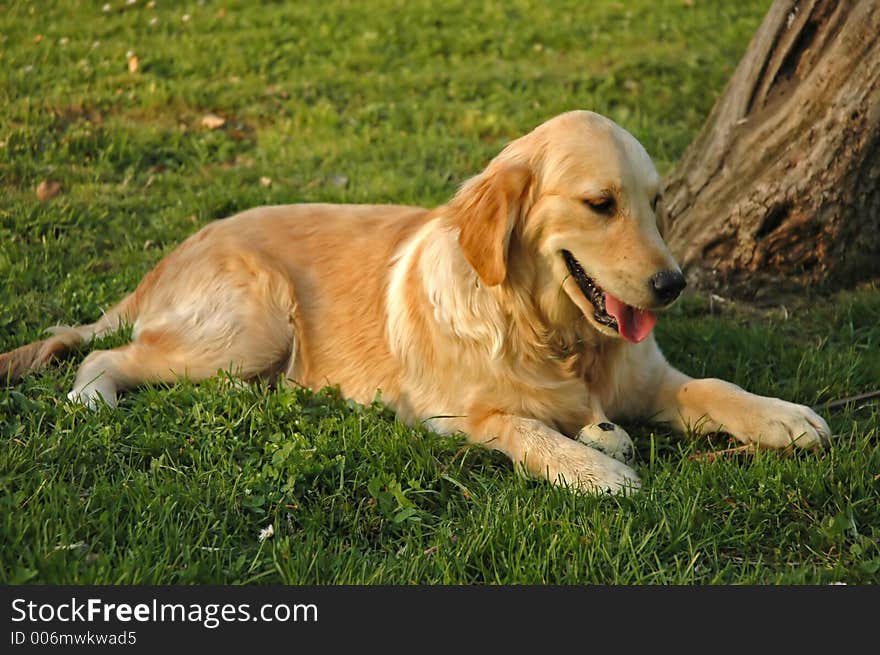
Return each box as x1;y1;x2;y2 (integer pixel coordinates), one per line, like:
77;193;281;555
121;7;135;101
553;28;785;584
1;111;831;493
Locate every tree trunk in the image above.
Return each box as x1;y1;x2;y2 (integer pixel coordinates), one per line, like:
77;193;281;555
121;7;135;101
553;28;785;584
660;0;880;301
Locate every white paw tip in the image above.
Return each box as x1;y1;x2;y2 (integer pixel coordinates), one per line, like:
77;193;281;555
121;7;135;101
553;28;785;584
67;388;113;410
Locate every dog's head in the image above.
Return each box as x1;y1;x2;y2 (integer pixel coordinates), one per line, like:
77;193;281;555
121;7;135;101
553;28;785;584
451;110;684;344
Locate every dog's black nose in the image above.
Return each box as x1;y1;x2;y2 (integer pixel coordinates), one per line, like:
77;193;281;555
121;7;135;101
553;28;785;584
650;270;686;304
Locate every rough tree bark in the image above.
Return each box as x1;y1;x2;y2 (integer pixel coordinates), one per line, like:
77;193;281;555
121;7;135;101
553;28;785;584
660;0;880;300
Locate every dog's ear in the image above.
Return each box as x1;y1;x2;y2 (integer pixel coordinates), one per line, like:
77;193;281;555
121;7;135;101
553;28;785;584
452;164;531;287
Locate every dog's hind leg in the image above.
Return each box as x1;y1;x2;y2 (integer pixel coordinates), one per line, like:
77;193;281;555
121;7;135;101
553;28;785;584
67;333;211;409
64;242;302;408
66;333;215;409
67;347;128;409
68;318;295;409
68;283;298;409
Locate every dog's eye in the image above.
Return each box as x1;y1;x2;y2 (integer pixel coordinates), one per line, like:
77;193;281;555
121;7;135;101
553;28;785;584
584;197;615;215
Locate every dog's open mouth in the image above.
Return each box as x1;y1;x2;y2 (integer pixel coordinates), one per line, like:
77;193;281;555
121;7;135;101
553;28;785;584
561;250;657;343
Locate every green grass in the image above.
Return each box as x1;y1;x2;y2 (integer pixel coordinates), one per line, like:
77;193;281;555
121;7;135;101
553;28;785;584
1;0;878;585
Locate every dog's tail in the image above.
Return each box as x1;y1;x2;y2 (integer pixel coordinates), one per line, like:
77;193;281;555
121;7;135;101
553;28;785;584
0;292;140;383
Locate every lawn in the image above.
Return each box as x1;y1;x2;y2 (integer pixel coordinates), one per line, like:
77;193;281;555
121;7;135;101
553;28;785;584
1;0;878;584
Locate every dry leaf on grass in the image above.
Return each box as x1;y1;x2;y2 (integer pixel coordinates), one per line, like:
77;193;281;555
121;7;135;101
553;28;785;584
127;55;139;73
815;389;880;412
688;442;810;462
36;180;62;202
201;113;226;130
688;444;759;463
329;173;348;188
259;176;272;187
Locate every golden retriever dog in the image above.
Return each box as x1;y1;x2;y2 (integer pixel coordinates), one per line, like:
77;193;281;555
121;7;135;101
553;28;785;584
1;110;831;493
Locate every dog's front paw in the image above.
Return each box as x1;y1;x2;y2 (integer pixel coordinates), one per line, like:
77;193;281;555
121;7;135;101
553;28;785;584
741;399;832;449
550;439;641;495
576;422;634;464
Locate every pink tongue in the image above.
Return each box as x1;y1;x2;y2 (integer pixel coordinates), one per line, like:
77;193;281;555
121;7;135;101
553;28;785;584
604;292;657;343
